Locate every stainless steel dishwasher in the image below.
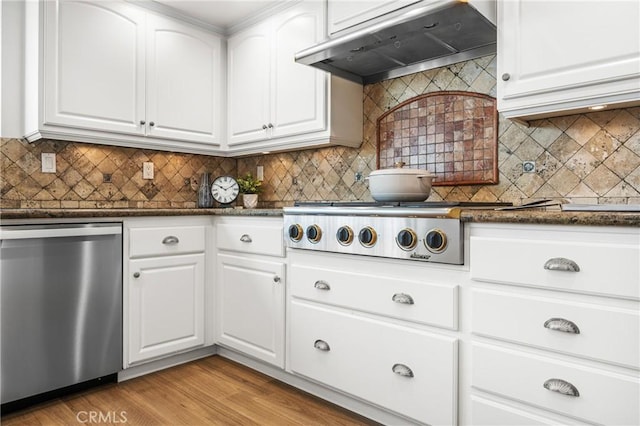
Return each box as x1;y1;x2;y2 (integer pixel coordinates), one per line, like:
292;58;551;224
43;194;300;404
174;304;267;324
0;223;122;406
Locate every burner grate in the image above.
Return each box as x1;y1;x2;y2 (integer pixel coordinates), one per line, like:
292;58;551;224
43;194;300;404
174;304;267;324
293;201;512;208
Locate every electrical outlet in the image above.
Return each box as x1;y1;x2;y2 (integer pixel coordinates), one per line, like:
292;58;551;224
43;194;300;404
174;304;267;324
143;162;154;179
41;153;56;173
257;165;264;181
355;171;363;182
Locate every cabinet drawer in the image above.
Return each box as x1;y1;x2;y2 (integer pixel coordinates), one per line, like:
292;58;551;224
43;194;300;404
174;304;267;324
129;226;205;258
472;289;639;369
290;300;457;425
216;222;283;257
471;396;563;426
472;344;640;426
290;263;457;330
470;234;639;300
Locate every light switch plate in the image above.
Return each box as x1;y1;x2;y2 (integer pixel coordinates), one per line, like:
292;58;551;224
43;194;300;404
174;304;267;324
41;153;56;173
143;162;154;179
257;165;264;181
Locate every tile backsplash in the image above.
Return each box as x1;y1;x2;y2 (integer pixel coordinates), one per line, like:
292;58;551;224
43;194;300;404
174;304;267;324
0;140;235;209
2;55;640;209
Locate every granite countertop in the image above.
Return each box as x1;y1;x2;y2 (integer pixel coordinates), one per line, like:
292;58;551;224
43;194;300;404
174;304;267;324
460;209;640;227
1;207;639;227
0;208;283;220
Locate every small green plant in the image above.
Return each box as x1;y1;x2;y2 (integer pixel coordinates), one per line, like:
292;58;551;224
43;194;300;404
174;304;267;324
237;172;262;194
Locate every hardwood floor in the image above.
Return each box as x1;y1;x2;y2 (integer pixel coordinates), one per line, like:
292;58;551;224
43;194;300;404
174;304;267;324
2;356;377;426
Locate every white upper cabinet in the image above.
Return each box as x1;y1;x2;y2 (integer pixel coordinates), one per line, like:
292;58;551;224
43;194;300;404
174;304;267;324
30;0;224;154
227;21;272;143
327;0;420;34
145;14;223;144
43;1;146;135
497;0;640;121
271;4;326;139
227;1;362;155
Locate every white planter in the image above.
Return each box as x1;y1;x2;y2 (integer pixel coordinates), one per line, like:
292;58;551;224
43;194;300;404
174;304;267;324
243;194;258;209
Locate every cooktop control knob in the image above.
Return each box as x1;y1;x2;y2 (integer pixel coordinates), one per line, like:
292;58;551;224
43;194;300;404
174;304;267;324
336;226;354;246
358;226;377;247
396;228;418;250
425;229;447;253
306;225;322;244
288;224;303;242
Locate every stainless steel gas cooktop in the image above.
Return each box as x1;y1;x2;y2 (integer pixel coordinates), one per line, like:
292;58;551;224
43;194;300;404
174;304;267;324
283;201;510;265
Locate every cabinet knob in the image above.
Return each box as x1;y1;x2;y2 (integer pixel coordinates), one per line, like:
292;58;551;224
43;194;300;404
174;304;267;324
162;236;179;245
392;293;414;305
273;275;281;283
262;124;268;130
149;121;155;127
543;378;580;397
544;318;580;334
501;73;511;81
314;339;330;351
544;257;580;272
267;123;274;128
314;280;330;291
240;234;252;243
392;363;414;378
133;272;140;278
140;120;146;125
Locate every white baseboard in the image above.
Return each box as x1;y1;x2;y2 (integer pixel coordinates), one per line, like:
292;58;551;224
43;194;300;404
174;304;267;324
118;346;217;382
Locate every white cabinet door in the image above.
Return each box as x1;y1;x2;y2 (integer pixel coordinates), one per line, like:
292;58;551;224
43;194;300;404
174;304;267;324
146;14;223;145
128;253;205;364
215;253;285;367
328;0;420;34
227;23;271;144
271;1;326;138
41;0;223;151
227;1;329;147
498;0;640;119
44;0;145;134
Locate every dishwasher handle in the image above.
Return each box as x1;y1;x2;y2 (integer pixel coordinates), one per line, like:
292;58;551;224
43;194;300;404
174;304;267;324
0;225;122;240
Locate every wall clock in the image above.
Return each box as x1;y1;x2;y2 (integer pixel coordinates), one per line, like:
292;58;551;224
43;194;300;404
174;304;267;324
211;175;239;207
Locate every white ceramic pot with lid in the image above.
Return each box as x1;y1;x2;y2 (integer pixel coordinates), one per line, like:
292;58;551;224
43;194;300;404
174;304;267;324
367;162;435;202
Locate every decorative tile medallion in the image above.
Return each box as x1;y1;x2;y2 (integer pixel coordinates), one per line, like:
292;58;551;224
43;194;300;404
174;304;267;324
377;91;498;185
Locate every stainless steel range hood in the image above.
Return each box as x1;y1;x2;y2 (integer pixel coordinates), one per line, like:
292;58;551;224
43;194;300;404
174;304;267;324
295;0;496;84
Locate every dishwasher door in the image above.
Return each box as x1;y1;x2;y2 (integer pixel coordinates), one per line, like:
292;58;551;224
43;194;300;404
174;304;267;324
0;223;123;404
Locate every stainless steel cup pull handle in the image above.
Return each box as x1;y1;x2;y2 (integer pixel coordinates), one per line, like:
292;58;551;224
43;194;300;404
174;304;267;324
162;236;179;245
314;280;330;290
543;378;580;397
392;293;414;305
273;275;281;284
392;363;414;378
544;257;580;272
314;339;330;351
544;318;580;334
240;234;252;243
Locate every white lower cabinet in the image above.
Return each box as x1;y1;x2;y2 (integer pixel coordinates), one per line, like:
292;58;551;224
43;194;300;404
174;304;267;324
287;250;460;425
469;223;640;426
216;253;285;367
128;254;205;364
124;217;213;367
290;300;457;425
214;217;285;368
472;344;639;426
